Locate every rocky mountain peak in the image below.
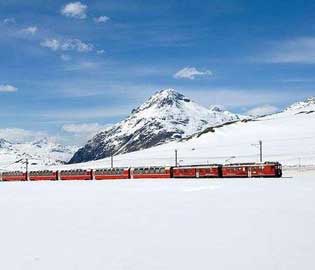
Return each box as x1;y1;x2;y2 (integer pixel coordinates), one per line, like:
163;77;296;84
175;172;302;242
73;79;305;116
69;89;240;164
305;96;315;104
153;88;183;99
285;96;315;113
209;105;225;112
0;138;12;148
132;89;189;114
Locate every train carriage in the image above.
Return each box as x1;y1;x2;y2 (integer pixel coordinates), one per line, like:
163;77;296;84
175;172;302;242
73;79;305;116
29;170;57;181
222;164;248;178
130;167;172;179
1;171;26;182
60;169;92;181
172;167;196;178
94;168;130;180
172;165;222;178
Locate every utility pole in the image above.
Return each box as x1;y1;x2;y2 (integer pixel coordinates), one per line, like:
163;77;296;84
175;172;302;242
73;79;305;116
251;141;263;163
111;154;114;169
175;149;178;167
26;158;29;181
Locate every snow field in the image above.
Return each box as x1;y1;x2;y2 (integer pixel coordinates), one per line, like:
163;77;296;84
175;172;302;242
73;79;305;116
0;170;314;270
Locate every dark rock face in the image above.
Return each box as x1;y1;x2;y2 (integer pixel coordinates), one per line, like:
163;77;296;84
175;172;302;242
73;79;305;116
69;121;181;164
0;139;11;148
69;89;240;164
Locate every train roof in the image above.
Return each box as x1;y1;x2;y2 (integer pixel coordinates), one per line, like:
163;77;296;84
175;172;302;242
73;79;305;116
30;170;54;173
173;164;222;168
223;162;281;167
132;166;170;169
95;167;128;170
2;171;24;175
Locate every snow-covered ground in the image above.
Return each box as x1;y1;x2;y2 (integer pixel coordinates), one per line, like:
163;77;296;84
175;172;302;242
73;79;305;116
0;169;314;270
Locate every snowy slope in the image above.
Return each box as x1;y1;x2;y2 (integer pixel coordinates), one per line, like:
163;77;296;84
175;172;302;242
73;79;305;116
0;174;314;270
37;96;315;171
0;138;77;171
69;89;240;163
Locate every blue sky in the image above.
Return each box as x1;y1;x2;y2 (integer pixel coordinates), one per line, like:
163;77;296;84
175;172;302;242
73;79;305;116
0;0;315;145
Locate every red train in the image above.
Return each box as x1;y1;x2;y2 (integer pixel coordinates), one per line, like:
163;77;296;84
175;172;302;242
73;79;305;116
0;162;282;182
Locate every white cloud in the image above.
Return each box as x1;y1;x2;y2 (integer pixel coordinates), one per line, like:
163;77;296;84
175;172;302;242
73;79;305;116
61;38;93;52
94;16;110;24
21;26;38;35
61;2;87;19
40;38;93;53
0;85;17;93
174;67;213;80
40;39;60;51
41;107;131;121
3;18;16;24
96;49;105;55
246;105;279;117
0;128;47;143
61;123;112;144
265;37;315;64
62;123;109;135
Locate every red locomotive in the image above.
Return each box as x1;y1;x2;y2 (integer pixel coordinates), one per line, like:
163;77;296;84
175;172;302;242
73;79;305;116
222;162;282;178
0;162;282;182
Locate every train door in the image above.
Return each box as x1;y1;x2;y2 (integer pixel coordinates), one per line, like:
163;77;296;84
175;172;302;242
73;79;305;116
248;167;252;178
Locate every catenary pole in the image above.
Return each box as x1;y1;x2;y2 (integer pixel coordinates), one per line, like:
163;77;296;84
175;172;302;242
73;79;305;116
26;158;29;181
175;149;178;167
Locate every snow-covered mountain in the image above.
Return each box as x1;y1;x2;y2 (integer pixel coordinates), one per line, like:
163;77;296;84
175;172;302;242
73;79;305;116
69;89;240;164
284;96;315;113
3;95;313;172
38;95;313;171
0;138;77;171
